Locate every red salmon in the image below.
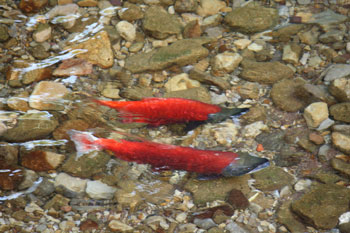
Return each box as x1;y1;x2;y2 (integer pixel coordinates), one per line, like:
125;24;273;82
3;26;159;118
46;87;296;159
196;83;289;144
69;130;269;177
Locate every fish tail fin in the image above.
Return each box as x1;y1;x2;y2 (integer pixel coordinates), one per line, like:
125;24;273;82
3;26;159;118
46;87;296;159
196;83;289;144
221;152;269;177
68;130;101;159
92;99;128;109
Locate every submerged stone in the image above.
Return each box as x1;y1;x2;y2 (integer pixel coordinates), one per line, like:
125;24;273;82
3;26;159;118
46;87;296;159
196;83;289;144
277;200;307;233
184;175;251;205
329;102;350;123
65;31;114;68
143;6;182;39
61;151;111;178
291;183;350;229
2;112;58;142
240;60;294;84
271;78;308;112
252;166;295;191
125;38;211;73
224;3;278;33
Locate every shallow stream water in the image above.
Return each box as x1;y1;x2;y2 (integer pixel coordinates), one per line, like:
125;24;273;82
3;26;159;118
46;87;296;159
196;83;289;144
0;0;350;232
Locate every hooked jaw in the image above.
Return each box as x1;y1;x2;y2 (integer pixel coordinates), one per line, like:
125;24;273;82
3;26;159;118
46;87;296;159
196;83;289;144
221;152;269;177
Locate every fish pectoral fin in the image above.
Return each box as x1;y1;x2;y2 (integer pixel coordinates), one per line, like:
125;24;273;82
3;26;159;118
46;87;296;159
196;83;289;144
151;165;171;172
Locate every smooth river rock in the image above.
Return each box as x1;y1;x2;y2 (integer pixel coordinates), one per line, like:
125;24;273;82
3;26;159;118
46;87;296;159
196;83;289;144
291;183;350;229
125;38;211;73
224;3;279;33
1;111;58;142
65;30;114;68
143;5;183;39
240;60;294;84
329;102;350;123
270;78;308;112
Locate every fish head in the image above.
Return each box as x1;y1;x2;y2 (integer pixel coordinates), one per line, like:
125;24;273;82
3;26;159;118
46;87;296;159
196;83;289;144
208;107;249;123
221;152;269;177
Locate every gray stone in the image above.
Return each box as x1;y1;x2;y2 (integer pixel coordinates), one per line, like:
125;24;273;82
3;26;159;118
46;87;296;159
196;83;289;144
252;166;295;191
329;102;350;123
240;60;294;84
225;222;249;233
297;0;311;4
224;3;279;33
270;78;308;112
189;69;230;90
125;38;211;73
277;200;307;233
291;184;350;229
323;64;350;83
184;175;251;205
86;180;117;199
332;124;350;135
0;24;9;42
193;218;217;230
307;10;347;31
319;29;344;43
331;158;350;176
274;145;303;167
329;77;350;102
61;151;111;178
1;112;58;142
143;6;182;39
299;84;336;106
255;131;285;152
54;173;87;197
33;177;55;197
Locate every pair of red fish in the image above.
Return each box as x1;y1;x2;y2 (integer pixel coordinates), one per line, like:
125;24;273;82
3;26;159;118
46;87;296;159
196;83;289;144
70;98;269;177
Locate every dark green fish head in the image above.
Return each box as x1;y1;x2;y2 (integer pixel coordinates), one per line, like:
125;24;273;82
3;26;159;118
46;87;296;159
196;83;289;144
207;107;249;124
221;152;269;177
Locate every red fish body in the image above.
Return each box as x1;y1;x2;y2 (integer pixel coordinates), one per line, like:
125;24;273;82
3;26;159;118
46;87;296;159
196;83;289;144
69;130;269;177
93;98;221;126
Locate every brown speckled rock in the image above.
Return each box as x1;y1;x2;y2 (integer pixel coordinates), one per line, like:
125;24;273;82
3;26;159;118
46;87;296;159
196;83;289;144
240;60;294;84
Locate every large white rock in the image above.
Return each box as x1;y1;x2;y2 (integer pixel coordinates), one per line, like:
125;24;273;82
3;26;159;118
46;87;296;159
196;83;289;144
86;180;117;199
108;220;133;232
332;132;350;154
164;73;200;92
211;52;242;75
29;81;70;110
116;21;136;42
303;102;329;128
55;173;87;195
197;0;226;17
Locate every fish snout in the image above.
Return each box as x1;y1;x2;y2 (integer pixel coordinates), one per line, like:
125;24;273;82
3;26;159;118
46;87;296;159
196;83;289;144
221;153;269;177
